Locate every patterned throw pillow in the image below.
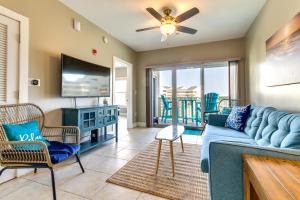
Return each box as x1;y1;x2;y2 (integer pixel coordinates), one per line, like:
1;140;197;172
3;120;50;150
225;105;251;131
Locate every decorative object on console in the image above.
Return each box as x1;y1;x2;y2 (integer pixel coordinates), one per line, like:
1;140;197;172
225;105;251;131
103;98;108;105
264;12;300;87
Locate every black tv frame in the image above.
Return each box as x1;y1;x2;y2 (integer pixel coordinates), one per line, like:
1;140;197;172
60;54;111;98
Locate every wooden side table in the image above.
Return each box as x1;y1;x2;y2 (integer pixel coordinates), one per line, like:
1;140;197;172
243;154;300;200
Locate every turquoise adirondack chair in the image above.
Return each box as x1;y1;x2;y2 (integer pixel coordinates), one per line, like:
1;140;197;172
218;98;240;114
161;95;180;123
161;95;172;123
196;93;219;125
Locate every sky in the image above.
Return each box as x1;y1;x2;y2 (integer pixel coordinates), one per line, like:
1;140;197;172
159;66;229;96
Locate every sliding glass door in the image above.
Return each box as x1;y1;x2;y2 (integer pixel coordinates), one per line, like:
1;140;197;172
153;69;173;125
150;61;238;128
176;67;201;127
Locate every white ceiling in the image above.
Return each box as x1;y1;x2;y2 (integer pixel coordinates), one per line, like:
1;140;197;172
59;0;266;52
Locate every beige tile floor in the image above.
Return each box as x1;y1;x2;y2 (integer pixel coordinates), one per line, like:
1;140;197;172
0;117;202;200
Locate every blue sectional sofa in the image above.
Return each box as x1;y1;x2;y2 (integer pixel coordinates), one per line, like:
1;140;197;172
200;106;300;200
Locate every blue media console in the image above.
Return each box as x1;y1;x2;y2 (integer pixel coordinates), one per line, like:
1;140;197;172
61;105;118;153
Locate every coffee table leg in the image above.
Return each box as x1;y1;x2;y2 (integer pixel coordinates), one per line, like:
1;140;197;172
180;136;184;152
169;141;175;177
155;140;162;174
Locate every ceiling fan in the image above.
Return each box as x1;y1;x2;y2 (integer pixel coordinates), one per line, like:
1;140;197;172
136;7;199;42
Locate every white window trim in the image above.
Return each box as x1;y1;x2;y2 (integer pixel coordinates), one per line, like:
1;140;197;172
0;6;29;103
114;77;127;107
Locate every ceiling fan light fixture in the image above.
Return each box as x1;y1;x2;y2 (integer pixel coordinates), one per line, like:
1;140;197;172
160;21;176;36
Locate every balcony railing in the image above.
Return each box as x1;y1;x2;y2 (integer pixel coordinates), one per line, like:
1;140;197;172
155;96;231;127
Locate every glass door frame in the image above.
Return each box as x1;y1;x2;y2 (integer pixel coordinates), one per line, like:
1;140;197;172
147;61;238;128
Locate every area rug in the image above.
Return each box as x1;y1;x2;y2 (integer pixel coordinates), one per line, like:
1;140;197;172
106;141;209;200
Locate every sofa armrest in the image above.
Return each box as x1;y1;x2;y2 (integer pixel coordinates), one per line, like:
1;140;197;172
207;114;229;127
208;141;300;200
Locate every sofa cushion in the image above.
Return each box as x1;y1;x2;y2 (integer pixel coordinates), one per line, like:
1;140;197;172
255;108;281;141
254;110;300;149
255;111;288;147
225;105;251;131
280;115;300;149
48;141;80;164
200;131;256;172
204;125;250;139
244;106;276;138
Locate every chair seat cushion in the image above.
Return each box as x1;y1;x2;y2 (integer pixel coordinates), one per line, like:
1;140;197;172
48;141;80;164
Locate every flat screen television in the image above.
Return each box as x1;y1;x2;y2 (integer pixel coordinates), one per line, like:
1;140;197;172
61;54;110;97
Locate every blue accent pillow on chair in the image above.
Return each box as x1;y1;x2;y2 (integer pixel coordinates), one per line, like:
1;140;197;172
225;105;251;131
3;120;50;149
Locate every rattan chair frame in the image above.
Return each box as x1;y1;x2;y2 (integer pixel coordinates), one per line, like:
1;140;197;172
0;103;85;200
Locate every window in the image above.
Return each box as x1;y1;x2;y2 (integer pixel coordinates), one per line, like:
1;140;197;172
114;78;127;107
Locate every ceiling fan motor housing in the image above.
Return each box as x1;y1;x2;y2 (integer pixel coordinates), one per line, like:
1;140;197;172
163;8;172;16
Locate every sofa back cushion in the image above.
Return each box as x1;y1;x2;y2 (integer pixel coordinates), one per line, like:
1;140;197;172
280;115;300;149
254;110;300;149
244;106;276;138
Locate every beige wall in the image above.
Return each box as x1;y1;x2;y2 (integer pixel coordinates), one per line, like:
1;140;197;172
245;0;300;111
136;38;245;123
0;0;137;125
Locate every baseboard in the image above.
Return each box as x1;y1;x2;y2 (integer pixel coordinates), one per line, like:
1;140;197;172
136;122;146;127
132;122;138;128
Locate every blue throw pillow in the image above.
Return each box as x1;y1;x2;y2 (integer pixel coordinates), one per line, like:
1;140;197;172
3;120;50;150
225;105;251;131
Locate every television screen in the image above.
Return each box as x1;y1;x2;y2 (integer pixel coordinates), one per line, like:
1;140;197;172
61;54;110;97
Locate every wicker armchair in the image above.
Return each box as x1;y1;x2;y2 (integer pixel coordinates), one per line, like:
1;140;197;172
0;103;84;200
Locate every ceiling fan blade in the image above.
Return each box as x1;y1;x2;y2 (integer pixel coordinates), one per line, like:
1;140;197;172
175;7;199;23
136;26;160;32
176;25;197;34
146;7;163;22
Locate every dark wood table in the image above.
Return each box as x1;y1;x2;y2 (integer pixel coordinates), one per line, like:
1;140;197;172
243;154;300;200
